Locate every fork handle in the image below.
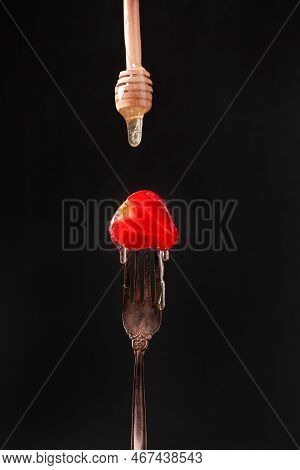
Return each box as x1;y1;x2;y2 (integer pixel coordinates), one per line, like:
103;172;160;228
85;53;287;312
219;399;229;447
131;350;147;450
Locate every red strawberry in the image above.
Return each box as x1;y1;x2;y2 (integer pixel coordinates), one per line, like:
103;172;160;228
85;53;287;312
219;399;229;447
109;190;178;250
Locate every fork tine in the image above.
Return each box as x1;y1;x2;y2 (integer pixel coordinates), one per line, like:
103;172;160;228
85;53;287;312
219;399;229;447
123;250;131;302
134;251;142;303
154;250;160;301
154;250;165;310
143;250;152;304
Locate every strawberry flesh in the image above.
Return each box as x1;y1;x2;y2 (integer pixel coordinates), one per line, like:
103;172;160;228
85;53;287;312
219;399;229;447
109;190;178;250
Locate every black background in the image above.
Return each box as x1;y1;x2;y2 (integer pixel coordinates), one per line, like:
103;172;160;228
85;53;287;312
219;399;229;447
1;0;300;450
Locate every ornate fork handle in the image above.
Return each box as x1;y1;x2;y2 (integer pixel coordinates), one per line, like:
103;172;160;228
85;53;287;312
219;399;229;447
131;332;152;450
131;349;146;450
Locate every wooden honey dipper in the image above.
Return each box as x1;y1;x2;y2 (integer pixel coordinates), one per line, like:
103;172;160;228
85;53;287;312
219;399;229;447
115;0;153;147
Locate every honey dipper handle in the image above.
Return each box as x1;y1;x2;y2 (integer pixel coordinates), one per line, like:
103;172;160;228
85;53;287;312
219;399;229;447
131;350;147;450
124;0;142;69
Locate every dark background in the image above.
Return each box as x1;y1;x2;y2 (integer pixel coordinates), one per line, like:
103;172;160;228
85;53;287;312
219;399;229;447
1;0;300;450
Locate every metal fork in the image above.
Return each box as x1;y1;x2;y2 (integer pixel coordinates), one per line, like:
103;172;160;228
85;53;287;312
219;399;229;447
122;249;167;450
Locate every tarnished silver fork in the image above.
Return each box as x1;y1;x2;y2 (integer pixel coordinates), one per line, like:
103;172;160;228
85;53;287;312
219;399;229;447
122;249;167;450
